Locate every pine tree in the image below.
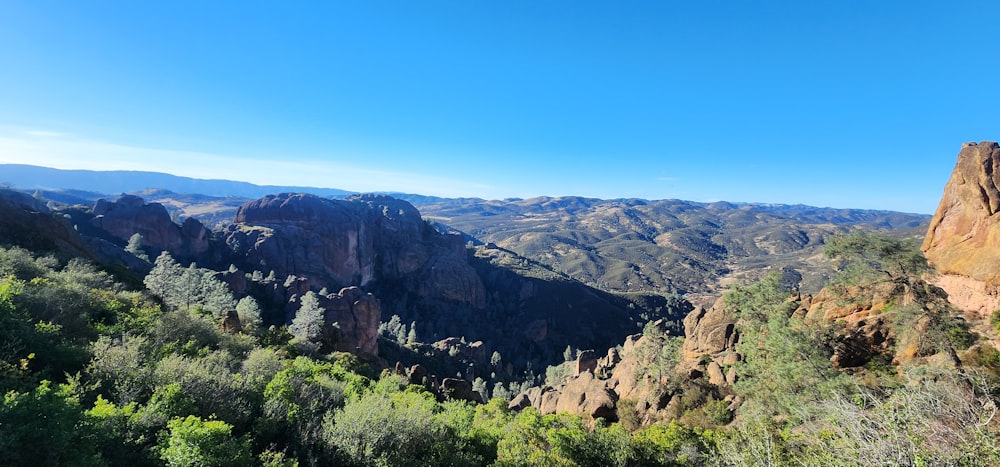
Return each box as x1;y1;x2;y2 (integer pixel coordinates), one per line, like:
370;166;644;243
144;252;183;304
236;296;263;333
200;272;237;317
406;322;418;344
290;292;326;353
125;233;149;261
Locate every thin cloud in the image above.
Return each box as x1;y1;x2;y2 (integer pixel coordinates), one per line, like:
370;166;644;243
0;128;495;198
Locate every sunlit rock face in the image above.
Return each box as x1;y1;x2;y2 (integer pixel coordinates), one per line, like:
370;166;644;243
922;142;1000;316
923;141;1000;283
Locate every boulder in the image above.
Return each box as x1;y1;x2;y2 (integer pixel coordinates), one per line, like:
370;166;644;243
441;378;484;404
575;349;598;376
681;303;737;364
319;287;381;357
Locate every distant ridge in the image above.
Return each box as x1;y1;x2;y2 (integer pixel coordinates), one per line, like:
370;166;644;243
0;164;354;199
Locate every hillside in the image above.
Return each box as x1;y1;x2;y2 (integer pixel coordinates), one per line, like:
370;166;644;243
6;164;930;303
407;195;929;298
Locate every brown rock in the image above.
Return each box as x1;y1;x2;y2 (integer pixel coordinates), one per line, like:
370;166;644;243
408;364;429;386
0;189;96;260
706;361;726;387
575;349;598;376
554;372;619;421
508;393;532;411
287;286;381;357
681;305;737;364
91;195;210;258
523;319;547;342
441;378;484;404
220;309;242;334
226;193;487;307
923;141;1000;283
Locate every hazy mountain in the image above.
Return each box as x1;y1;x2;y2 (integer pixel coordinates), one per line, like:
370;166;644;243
0;163;353;199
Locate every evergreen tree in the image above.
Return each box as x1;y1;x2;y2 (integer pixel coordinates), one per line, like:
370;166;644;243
235;296;263;333
290;292;326;353
125;233;149;261
144;252;183;304
200;272;237;317
406;322;418;344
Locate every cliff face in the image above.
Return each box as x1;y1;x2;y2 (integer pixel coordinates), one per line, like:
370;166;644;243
923;141;1000;283
0;189;95;258
91;194;211;258
922;141;1000;316
224;193;486;308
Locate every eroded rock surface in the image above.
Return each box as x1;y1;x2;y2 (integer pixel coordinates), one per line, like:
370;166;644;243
91;194;211;258
225;193;486;307
923;141;1000;284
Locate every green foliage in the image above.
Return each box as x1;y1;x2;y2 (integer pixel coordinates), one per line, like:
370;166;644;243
87;334;154;405
634;320;682;381
289;291;326;355
261;356;363;461
144;252;237;316
494;409;646;467
0;380;102;466
824;231;930;302
631;420;715;466
160;415;252;467
126;233;150;262
3;239;998;466
236;295;263;335
727;272;852;422
324;390;446;466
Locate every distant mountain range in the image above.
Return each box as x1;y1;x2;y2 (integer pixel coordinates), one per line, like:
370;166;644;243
0;164;353;199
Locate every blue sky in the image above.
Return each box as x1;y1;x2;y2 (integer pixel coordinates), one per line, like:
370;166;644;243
1;1;998;213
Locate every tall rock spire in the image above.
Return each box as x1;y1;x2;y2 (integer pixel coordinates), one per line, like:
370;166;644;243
922;141;1000;284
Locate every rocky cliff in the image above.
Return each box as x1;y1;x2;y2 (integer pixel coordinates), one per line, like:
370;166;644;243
0;189;96;258
224;193;486;308
922;141;1000;316
91;194;211;259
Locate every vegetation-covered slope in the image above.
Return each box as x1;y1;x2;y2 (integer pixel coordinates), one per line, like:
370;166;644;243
406;195;929;297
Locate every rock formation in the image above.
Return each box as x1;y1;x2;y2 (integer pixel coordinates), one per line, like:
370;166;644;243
922;141;1000;316
224;193;486;307
316;286;381;357
680;301;737;365
0;189;96;259
511;309;737;425
91;194;211;258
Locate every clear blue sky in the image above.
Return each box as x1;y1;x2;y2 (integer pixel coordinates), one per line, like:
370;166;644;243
1;1;998;213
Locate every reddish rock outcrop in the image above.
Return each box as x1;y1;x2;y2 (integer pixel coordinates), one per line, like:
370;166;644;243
680;301;738;365
512;372;618;422
922;141;1000;317
923;142;1000;283
0;189;95;259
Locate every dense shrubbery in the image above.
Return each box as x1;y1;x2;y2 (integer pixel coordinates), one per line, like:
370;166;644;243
2;232;999;466
0;246;719;466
